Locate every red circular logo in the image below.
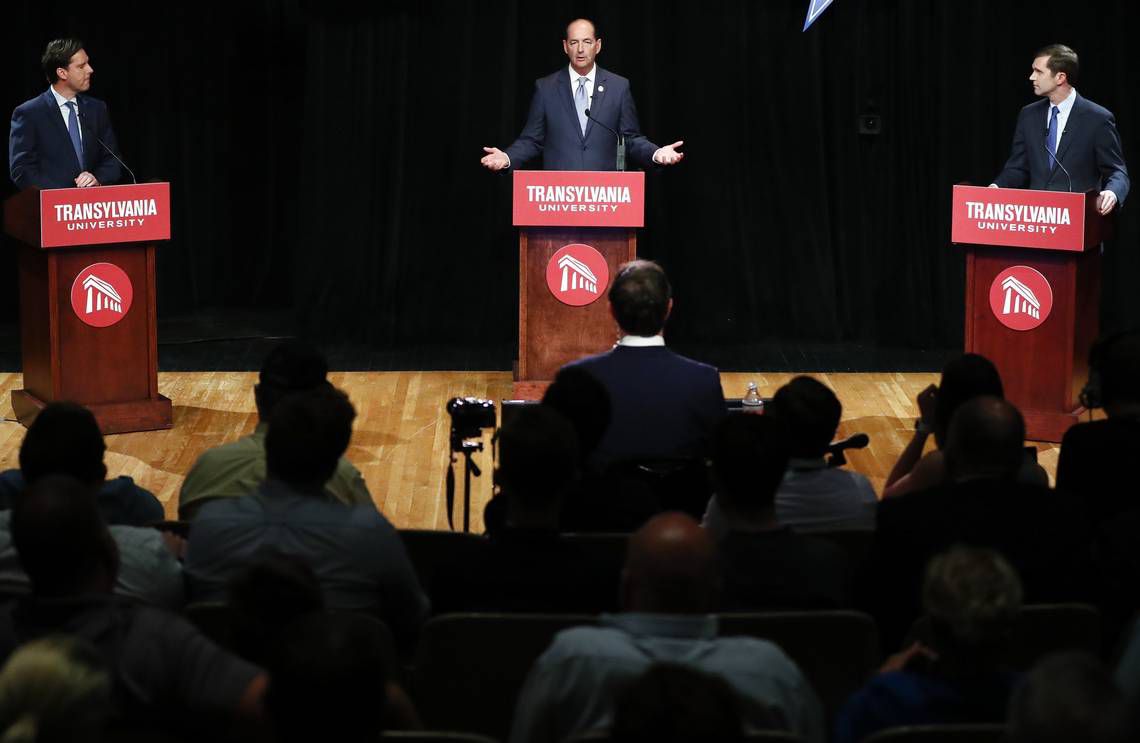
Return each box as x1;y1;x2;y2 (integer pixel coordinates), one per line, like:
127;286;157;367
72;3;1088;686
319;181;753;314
989;266;1053;331
545;244;610;307
70;263;134;328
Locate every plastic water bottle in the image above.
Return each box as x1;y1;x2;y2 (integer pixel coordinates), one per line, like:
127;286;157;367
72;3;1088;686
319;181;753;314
742;382;764;412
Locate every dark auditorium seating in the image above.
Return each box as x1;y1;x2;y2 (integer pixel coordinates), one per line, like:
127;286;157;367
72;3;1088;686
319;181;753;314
570;731;803;742
382;733;502;743
561;532;629;576
861;724;1007;743
718;610;880;723
399;528;487;590
905;603;1101;671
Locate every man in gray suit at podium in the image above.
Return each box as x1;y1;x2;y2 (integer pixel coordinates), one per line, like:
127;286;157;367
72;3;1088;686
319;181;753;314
480;18;684;172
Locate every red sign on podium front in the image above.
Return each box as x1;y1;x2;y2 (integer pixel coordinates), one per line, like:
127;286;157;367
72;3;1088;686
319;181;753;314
513;170;645;227
951;185;1090;252
39;182;171;249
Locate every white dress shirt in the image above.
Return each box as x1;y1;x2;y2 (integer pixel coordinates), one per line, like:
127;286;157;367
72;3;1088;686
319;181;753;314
48;86;83;142
1047;87;1077;149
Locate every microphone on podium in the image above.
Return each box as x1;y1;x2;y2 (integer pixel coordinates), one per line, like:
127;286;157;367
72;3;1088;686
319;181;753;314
1042;134;1073;193
584;108;626;172
77;108;137;184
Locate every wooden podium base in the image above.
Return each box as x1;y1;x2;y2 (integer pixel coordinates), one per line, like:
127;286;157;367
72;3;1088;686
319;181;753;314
13;390;173;435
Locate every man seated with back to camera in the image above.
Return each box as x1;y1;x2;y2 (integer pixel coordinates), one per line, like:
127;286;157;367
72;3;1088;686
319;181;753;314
703;376;877;538
437;405;617;613
708;414;850;611
178;340;374;520
184;385;429;651
562;260;727;473
866;397;1089;649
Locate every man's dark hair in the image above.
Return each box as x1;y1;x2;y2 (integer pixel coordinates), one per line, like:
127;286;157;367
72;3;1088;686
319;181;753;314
541;366;611;459
265;386;356;490
934;353;1004;445
1009;652;1135;743
1097;332;1140;407
265;612;393;743
41;39;84;85
922;545;1022;659
1036;44;1079;86
495;404;579;510
11;475;117;597
611;664;752;743
19;402;106;487
766;376;842;459
710;414;790;519
609;260;672;337
943;396;1026;481
254;340;331;421
227;550;326;666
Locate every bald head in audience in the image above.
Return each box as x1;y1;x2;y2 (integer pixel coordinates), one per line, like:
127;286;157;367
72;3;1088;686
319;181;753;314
943;396;1026;482
622;513;720;614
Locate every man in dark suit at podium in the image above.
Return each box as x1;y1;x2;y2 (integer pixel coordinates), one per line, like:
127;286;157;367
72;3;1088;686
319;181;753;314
9;38;122;190
480;18;684;172
990;44;1129;215
563;260;726;470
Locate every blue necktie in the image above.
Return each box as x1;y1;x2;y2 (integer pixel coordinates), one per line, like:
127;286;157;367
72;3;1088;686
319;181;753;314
575;76;589;136
1046;105;1060;171
65;101;84;168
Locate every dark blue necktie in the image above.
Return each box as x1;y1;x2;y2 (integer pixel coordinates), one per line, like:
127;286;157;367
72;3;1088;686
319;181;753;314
1046;105;1060;171
65;101;84;168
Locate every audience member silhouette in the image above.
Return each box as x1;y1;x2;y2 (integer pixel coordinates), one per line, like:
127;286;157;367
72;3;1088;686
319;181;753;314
708;414;851;610
178;339;373;519
0;636;111;743
0;475;265;735
1010;652;1136;743
184;386;428;650
226;550;325;667
837;546;1023;743
437;404;617;613
0;401;162;526
509;512;824;743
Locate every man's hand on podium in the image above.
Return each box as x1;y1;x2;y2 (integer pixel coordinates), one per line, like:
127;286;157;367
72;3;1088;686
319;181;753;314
75;171;100;187
481;147;510;171
1096;190;1118;215
653;141;685;166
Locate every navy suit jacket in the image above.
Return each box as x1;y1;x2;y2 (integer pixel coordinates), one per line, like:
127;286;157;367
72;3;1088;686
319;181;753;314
993;93;1130;206
504;66;659;171
9;90;122;189
563;345;726;470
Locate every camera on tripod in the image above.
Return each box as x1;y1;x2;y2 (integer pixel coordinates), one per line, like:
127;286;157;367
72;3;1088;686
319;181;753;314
444;397;497;532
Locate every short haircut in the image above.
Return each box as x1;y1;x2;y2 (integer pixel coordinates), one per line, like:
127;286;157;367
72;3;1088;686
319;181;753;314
566;17;598;39
935;353;1004;444
264;386;356;489
542;366;611;459
496;404;579;508
255;340;331;419
11;475;117;597
1036;44;1079;86
611;664;751;743
609;260;672;337
1097;332;1140;407
922;545;1023;652
19;402;106;487
0;636;111;742
227;550;326;667
710;414;790;518
266;613;393;743
943;396;1026;480
41;39;84;85
1009;652;1134;743
766;376;842;459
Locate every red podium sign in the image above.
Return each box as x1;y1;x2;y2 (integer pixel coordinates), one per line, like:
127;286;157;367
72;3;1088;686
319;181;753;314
39;182;171;249
513;170;645;227
951;185;1097;252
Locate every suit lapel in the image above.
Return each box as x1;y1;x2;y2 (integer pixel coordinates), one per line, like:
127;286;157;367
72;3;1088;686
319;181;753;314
40;90;83;171
556;67;586;143
583;67;608;141
1053;93;1083;169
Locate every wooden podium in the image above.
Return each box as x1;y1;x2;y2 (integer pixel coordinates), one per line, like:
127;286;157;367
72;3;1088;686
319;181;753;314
951;185;1109;442
512;171;644;398
3;183;173;434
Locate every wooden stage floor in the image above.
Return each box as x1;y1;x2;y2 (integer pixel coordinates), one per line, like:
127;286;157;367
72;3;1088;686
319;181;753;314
0;371;1062;532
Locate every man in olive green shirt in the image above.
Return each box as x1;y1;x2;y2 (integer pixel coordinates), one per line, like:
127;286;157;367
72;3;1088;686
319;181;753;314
177;341;373;519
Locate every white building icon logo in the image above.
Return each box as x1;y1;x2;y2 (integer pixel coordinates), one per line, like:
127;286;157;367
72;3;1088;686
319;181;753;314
558;254;599;295
1000;276;1040;320
82;274;124;315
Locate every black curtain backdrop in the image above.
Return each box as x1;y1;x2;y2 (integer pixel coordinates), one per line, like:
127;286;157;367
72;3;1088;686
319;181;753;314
2;1;1138;361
